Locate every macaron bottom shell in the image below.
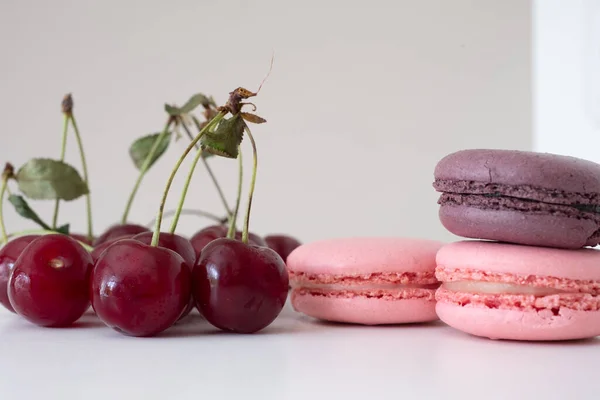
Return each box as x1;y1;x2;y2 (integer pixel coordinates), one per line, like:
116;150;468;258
436;301;600;341
439;205;600;250
291;290;438;325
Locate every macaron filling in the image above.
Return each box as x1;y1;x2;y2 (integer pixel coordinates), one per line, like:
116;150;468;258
436;267;600;294
290;271;439;300
435;265;600;311
433;179;600;206
292;282;440;291
438;191;600;221
442;281;566;296
290;271;438;288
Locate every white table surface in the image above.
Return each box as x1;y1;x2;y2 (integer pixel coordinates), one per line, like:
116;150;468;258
1;299;599;400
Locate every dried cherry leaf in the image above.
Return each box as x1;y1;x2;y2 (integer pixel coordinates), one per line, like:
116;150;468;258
201;149;215;159
241;112;266;124
8;194;52;230
200;114;245;159
15;159;89;201
129;132;171;170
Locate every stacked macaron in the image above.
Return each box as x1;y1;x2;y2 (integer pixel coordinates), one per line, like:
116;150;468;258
433;149;600;340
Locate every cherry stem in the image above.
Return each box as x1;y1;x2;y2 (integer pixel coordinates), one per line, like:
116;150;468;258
51;114;70;229
241;125;258;245
69;114;94;242
151;112;226;247
0;176;8;245
180;119;232;217
145;209;226;229
227;147;243;239
168;143;205;233
121;119;173;225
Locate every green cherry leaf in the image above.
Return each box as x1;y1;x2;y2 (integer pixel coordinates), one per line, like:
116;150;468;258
165;93;214;116
15;159;89;201
8;194;52;230
179;93;211;114
200;114;245;159
56;223;70;235
165;104;181;116
129;132;171;170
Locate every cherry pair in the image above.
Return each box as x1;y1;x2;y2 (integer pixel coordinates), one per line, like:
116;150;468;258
0;231;191;334
92;227;289;335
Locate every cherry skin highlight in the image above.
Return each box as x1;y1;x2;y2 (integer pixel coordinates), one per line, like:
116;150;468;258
190;225;266;258
192;238;289;333
91;240;191;337
132;231;195;319
93;223;150;246
8;234;93;327
264;234;302;262
0;235;40;313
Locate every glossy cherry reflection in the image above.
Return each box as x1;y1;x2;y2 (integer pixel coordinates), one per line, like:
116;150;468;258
0;235;40;313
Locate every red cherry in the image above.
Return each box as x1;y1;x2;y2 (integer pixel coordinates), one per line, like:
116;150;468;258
93;223;150;246
235;231;266;247
8;234;93;327
132;231;195;319
132;232;195;266
0;235;40;313
90;234;135;263
91;240;191;337
70;233;94;246
192;238;289;333
264;234;302;262
189;225;227;256
190;225;266;258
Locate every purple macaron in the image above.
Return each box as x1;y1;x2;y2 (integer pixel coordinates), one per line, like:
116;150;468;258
433;149;600;249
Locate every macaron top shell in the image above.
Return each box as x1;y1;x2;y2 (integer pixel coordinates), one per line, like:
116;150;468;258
434;149;600;196
287;237;443;275
437;240;600;281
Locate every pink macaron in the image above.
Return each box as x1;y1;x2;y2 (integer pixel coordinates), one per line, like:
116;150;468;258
435;240;600;341
287;237;444;325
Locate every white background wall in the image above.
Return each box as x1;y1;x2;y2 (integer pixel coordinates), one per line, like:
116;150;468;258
0;0;532;244
533;0;600;158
